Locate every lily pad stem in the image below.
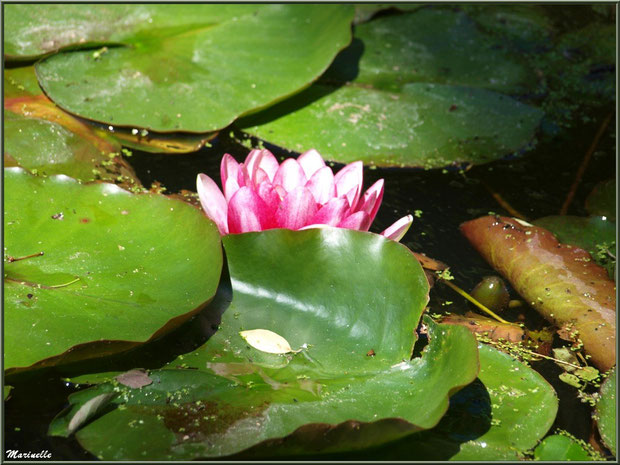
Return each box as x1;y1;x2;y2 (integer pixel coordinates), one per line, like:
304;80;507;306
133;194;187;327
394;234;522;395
441;279;513;325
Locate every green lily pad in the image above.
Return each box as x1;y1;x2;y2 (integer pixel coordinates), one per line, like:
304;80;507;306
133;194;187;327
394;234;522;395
4;168;222;374
4;385;13;401
344;8;536;94
49;229;480;459
596;367;616;455
20;4;354;132
586;180;616;220
4;67;140;187
340;343;558;460
239;8;543;168
533;434;594;461
448;344;558;460
239;83;542;169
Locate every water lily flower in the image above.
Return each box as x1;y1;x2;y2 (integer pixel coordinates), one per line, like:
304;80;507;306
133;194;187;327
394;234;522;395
196;149;413;241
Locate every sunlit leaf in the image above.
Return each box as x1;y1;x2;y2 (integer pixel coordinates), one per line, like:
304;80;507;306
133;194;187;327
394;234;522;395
11;4;354;132
48;229;480;459
4;168;222;374
239;329;296;354
533;434;595;461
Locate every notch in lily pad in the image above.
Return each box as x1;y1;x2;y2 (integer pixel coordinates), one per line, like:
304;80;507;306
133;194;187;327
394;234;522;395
239;329;303;354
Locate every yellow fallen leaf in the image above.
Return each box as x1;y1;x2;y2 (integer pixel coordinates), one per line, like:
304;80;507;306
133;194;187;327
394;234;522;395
239;329;297;354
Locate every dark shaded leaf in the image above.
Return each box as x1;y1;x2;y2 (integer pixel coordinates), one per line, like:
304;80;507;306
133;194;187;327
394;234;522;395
595;367;616;455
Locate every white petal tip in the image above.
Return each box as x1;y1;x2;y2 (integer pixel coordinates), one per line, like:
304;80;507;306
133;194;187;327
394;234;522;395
382;214;414;242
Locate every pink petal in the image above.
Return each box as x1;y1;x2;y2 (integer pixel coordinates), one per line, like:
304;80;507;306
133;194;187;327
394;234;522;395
357;179;384;227
297;149;326;179
343;184;361;210
196;174;229;235
220;154;241;189
254;167;269;185
381;215;413;242
223;176;240;202
257;150;279;182
334;161;363;206
338;210;369;230
242;150;263;186
275;186;319;230
273;158;307;193
256;181;280;226
305;166;336;205
227;187;271;234
242;149;279;185
309;197;349;226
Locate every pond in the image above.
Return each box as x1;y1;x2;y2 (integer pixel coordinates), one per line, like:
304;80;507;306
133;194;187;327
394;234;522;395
3;3;616;462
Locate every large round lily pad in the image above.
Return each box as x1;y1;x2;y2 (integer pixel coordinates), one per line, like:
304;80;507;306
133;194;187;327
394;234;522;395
4;168;223;373
20;4;354;132
49;229;480;459
239;8;543;168
239;83;542;168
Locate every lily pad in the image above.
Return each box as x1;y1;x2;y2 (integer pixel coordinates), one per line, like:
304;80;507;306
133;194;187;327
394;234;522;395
21;4;354;132
239;8;543;168
4;67;140;187
462;5;554;53
4;168;222;374
448;344;558;460
461;215;616;372
239;83;542;169
533;434;594;461
342;343;558;460
596;367;616;455
49;229;480;459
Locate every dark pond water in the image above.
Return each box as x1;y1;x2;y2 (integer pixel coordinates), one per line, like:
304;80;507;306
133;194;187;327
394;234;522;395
4;104;615;460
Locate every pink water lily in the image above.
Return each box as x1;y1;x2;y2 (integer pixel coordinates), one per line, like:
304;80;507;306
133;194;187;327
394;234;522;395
196;149;413;241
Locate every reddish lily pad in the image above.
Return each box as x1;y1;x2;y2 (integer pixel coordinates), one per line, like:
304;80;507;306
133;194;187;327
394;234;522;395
460;215;616;372
533;215;615;278
4;168;223;374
